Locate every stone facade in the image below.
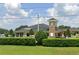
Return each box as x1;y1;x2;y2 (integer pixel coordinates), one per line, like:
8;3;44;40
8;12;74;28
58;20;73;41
48;18;79;38
49;18;57;37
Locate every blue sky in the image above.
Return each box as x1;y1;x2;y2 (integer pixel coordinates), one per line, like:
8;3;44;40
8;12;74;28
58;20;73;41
0;3;79;30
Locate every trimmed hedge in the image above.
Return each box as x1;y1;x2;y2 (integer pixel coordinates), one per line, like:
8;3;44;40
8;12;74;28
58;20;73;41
0;37;36;46
43;38;79;47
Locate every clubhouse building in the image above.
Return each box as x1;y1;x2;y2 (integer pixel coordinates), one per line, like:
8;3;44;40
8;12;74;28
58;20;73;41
15;18;79;37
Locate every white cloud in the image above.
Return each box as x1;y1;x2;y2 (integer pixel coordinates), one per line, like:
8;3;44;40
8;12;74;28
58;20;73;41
47;8;58;17
0;13;23;29
4;3;20;9
0;3;30;29
47;3;79;27
3;13;19;23
4;3;29;17
0;3;34;29
57;16;79;27
19;9;28;17
47;3;79;16
64;4;79;15
0;13;22;29
30;16;49;26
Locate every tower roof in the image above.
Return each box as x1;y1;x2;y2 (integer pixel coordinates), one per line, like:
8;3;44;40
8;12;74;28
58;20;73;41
49;18;56;20
48;18;57;22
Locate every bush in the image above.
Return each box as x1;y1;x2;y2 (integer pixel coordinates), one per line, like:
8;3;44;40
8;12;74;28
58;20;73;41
64;29;71;37
29;29;34;35
35;31;48;45
43;38;79;47
4;32;9;37
0;37;36;46
9;29;15;37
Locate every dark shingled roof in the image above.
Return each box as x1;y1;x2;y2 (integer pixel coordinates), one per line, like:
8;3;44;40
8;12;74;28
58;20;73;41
57;28;79;33
15;28;31;33
49;18;56;20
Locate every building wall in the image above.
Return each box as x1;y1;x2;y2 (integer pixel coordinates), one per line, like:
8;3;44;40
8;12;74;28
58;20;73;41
49;19;57;37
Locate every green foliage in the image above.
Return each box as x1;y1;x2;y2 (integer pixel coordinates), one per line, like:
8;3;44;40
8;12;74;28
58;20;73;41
35;31;48;45
29;29;34;35
0;37;36;46
43;38;79;47
9;29;15;37
71;32;76;35
64;29;71;37
58;25;70;29
4;32;9;37
0;28;8;34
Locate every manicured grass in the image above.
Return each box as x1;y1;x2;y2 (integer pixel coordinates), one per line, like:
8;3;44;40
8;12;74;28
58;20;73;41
0;45;79;55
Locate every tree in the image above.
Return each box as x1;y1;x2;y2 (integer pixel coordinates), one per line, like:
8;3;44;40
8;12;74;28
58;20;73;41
9;29;15;37
0;28;8;34
35;31;48;45
4;32;9;37
29;29;34;35
59;25;70;29
64;29;71;37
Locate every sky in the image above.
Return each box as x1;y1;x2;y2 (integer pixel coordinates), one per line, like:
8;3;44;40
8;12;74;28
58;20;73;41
0;3;79;30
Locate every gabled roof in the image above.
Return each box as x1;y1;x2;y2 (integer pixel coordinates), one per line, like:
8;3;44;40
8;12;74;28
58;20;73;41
15;27;31;33
57;28;79;33
70;28;79;32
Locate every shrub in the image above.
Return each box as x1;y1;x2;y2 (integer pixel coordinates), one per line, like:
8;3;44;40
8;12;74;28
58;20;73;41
29;29;34;35
35;31;48;45
9;29;15;37
0;37;36;46
43;38;79;47
4;32;9;37
64;29;71;37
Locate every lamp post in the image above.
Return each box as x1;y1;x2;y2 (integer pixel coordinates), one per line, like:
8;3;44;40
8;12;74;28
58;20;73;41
37;14;40;32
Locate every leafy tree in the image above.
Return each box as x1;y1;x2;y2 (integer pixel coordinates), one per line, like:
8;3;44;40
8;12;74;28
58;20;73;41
29;29;34;35
64;29;71;37
35;31;48;45
4;32;9;37
9;29;15;37
71;32;76;35
59;25;70;29
0;28;8;34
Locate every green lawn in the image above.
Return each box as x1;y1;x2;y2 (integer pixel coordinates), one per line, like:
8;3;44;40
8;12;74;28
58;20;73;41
0;45;79;55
